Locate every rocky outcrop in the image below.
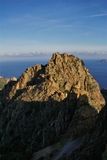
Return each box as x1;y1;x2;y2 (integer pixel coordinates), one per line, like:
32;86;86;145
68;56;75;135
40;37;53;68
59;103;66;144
0;53;106;160
0;76;17;90
2;53;105;111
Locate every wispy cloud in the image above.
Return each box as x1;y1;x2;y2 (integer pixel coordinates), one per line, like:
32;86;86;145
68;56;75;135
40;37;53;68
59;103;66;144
88;13;107;18
7;14;73;30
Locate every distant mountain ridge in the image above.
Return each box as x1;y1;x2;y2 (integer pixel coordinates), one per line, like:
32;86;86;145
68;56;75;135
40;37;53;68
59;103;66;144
99;59;107;63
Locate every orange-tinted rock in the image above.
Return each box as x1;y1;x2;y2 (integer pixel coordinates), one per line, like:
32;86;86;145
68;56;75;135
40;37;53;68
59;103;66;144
0;53;106;160
2;52;105;111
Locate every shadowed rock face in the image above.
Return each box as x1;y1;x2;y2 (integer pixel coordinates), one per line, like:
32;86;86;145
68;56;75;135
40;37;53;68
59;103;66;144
0;77;17;90
0;53;106;160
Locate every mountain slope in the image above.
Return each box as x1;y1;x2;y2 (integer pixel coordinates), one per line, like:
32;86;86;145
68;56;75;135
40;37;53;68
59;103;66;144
0;53;105;160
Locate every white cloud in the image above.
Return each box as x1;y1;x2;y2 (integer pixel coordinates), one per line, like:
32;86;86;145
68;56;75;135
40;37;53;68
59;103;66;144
0;40;107;56
88;13;107;18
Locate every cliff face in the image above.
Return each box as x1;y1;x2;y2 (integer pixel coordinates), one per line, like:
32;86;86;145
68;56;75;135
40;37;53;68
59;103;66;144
2;53;105;111
0;53;106;160
69;90;107;160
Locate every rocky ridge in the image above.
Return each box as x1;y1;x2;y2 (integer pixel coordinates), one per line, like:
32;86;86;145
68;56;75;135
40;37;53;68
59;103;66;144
2;53;105;111
0;53;106;160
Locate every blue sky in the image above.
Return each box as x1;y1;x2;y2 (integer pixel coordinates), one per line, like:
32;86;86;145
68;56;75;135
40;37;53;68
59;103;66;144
0;0;107;55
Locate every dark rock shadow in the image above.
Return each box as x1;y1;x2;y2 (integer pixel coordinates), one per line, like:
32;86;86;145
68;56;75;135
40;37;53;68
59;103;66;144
0;91;101;160
27;65;46;86
69;91;107;160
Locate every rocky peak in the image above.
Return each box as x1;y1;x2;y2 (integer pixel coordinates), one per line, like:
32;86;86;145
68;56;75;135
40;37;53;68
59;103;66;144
2;52;105;112
0;53;106;160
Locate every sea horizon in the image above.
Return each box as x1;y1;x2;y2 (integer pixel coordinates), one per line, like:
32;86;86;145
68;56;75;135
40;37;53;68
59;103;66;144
0;56;107;89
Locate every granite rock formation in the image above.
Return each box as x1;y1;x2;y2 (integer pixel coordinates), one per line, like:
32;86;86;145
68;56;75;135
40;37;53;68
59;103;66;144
2;53;105;111
0;53;106;160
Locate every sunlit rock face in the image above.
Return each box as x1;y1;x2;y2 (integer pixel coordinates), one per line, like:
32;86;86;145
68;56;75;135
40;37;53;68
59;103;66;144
0;53;105;160
2;52;105;111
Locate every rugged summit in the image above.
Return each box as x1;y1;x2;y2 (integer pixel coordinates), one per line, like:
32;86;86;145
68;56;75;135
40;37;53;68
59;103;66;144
0;53;106;160
2;53;105;111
